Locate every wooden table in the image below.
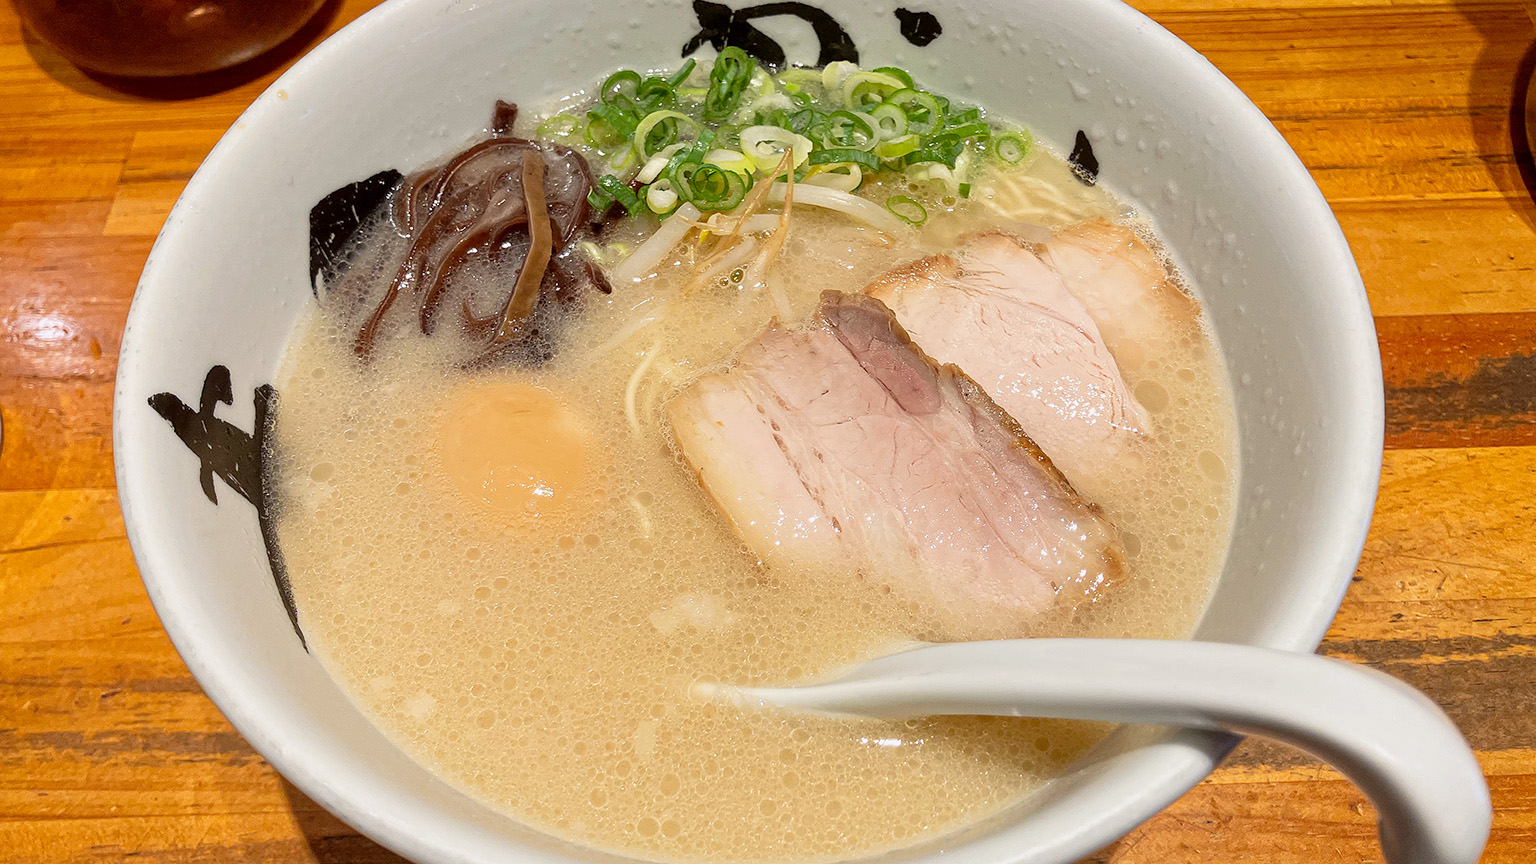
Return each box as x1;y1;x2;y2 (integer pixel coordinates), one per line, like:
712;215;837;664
3;0;1533;860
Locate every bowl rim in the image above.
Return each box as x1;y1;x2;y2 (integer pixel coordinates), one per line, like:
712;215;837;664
113;0;1385;862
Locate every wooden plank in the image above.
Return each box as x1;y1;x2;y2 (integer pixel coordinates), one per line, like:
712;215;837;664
1157;7;1525;110
1089;775;1536;863
119;129;229;184
0;235;141;492
0;538;151;642
1356;446;1536;602
0;814;326;864
1381;315;1536;448
0;377;117;492
1340;200;1536;318
0;290;126;382
103;180;189;237
1214;744;1536;784
0;200;116;237
1134;0;1525;12
0;488;124;553
0;163;121;203
105;129;230;237
1155;5;1533;175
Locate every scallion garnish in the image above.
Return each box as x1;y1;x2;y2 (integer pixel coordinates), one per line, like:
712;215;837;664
541;58;1032;216
587;103;638;141
808;148;881;171
671;161;747;210
597;174;647;217
993;131;1031;165
702;47;756;123
823;110;878;150
885;195;927;225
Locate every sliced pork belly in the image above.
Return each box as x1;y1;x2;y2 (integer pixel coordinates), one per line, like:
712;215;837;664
866;232;1149;496
1044;219;1204;370
666;291;1123;640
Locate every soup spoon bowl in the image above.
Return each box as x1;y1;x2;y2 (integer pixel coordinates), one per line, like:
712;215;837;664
700;638;1491;864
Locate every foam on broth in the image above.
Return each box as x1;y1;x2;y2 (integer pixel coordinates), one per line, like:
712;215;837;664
269;132;1238;863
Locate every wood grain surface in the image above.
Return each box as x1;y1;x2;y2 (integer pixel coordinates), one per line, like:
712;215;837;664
2;0;1534;861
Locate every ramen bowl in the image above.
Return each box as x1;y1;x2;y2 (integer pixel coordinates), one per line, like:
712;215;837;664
114;0;1383;862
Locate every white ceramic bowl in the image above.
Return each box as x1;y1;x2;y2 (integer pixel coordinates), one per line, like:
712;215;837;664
114;1;1384;862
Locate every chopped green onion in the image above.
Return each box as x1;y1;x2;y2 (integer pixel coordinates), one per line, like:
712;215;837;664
787;108;820;135
884;89;944;136
634;110;693;159
993;130;1031;164
803;162;863;192
667;127;717;172
568;59;1034;232
584;117;626;150
840;70;906;111
607;146;639;174
821;60;859;92
670;161;747;210
704;148;756;175
869;103;908;139
746;67;776;101
665;58;698;90
703;47;757;123
946;107;982;127
778;67;822;90
933;121;990;143
904;139;965;168
740;125;813;172
536;114;581;139
873;133;920;160
636;143;686;184
598;174;646;217
904;162;953;187
823;110;878;150
871;66;915;89
635;76;678;110
808;148;881;171
587;102;638;139
646;179;680;214
601;70;642;106
885;195;927;225
753;107;792;130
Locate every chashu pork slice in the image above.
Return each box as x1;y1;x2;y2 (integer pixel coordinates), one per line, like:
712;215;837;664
866;231;1150;497
667;291;1123;640
1044;218;1204;371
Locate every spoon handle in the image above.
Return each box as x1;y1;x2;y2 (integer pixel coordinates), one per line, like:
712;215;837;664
732;639;1490;864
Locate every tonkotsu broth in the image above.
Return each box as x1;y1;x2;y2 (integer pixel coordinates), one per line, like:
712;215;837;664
269;102;1238;862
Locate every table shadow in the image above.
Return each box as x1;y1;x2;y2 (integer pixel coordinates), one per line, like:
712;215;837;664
17;0;342;102
1453;1;1536;224
281;777;414;864
1516;41;1536;209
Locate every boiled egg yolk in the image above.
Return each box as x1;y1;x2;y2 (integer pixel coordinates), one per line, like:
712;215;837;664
437;381;593;524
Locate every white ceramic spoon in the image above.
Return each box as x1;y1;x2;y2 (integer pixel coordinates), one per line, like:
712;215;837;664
699;639;1491;864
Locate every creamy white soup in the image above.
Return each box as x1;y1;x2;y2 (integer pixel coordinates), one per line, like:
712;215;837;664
268;55;1237;864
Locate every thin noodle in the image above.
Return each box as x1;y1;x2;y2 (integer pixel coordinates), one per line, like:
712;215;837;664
624;339;663;436
586;309;666;360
